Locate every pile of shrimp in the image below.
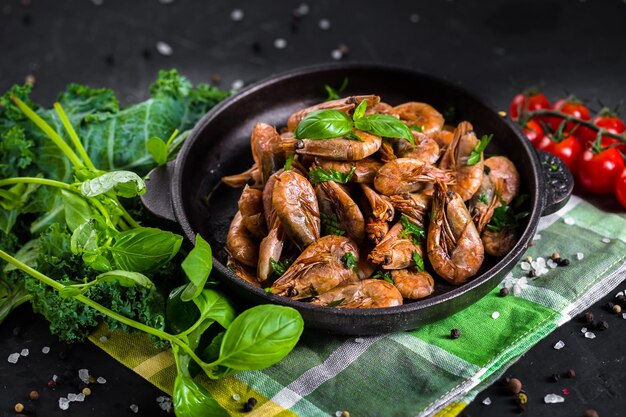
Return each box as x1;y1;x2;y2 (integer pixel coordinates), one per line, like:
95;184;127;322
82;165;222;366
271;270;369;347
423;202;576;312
221;95;521;308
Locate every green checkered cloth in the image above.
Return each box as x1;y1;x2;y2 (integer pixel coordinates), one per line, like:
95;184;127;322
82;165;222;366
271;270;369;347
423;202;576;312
90;195;626;416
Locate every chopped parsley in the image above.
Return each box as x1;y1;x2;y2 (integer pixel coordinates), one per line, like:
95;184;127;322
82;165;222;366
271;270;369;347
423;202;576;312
372;270;394;284
342;252;358;272
468;134;493;166
412;251;425;272
309;166;355;184
327;298;345;307
268;257;291;283
399;215;425;244
478;193;490;205
284;153;295;171
321;213;346;236
352;100;367;121
408;124;424;132
324;77;349;101
487;194;529;232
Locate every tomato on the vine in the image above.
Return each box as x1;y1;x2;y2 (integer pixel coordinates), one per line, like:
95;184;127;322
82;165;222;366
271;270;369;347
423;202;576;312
578;111;626;149
543;136;583;173
521;119;545;147
549;98;591;134
508;92;551;121
615;169;626;208
576;146;625;194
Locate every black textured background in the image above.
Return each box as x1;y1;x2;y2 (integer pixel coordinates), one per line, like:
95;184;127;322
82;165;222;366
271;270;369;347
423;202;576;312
1;1;625;416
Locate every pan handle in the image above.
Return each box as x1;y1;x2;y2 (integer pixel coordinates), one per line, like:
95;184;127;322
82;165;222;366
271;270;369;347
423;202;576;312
141;162;177;222
537;150;574;216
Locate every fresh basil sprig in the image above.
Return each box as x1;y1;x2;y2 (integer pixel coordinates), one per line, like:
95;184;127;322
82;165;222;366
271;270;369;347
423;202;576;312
467;134;493;166
341;252;358;272
294;110;354;140
354;113;414;145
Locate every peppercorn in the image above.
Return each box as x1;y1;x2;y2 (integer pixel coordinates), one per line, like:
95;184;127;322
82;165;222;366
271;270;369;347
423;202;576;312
499;287;510;297
550;252;561;260
450;328;461;339
583;311;594;324
583;410;599;417
528;270;537;278
516;390;528;405
340;412;350;417
243;403;253;412
29;390;39;400
507;378;523;394
552;373;560;382
612;304;622;314
596;320;609;331
82;387;92;396
47;380;56;388
247;398;257;407
565;369;576;378
15;403;24;413
557;258;570;266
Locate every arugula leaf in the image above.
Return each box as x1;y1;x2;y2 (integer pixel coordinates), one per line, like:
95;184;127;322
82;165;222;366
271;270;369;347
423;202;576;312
110;227;183;273
399;215;425;244
354;114;415;145
324;77;349;101
353;100;367;121
341;252;358;272
294;109;354;140
412;251;425;272
320;213;346;236
468;134;493;166
308;166;355;185
180;234;213;302
80;171;146;198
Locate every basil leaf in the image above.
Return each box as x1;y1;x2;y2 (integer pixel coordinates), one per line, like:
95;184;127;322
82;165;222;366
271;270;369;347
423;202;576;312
173;347;229;417
412;251;425;272
80;171;146;198
308;166;355;185
467;134;493;166
183;289;236;350
146;137;168;166
96;270;154;289
111;227;182;273
324;77;348;101
180;234;213;302
399;215;425;244
341;252;358;272
70;220;100;255
294;109;354;140
213;304;303;370
352;100;367;121
201;331;225;363
61;190;93;232
354;114;414;145
166;286;200;334
478;193;489;205
3;239;39;272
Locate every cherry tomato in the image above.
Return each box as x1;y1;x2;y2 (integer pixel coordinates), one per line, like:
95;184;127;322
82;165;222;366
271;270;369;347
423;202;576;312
508;92;551;121
549;98;591;134
578;113;626;149
576;147;625;194
544;136;583;173
521;119;545;147
615;168;626;208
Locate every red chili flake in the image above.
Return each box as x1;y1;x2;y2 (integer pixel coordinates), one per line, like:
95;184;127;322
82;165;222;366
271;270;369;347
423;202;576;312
561;388;570;395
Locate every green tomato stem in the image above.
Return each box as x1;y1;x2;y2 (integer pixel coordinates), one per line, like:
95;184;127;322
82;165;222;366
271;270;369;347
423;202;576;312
524;109;626;143
11;96;85;168
53;103;98;172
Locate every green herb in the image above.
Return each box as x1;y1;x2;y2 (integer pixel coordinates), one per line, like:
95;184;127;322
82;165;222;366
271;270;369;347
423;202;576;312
551;164;558;171
326;298;345;307
264;287;273;293
294;109;354;140
284;153;295;171
354;114;415;145
269;257;291;280
308;166;355;184
372;270;394;284
399;215;425;244
320;213;346;236
487;194;529;232
324;78;348;101
408;124;424;132
180;234;213;301
146;129;179;166
412;251;425;272
110;227;183;273
344;131;364;141
483;165;491;174
478;193;490;205
352;100;367;121
226;263;237;274
341;252;358;272
467;134;493;166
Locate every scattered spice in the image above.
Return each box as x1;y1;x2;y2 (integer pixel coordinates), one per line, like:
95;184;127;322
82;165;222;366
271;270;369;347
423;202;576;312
612;304;622;314
561;388;570;395
450;328;461;339
528;270;537;278
499;287;510;297
14;403;24;413
29;390;39;400
557;258;571;266
340;412;350;417
596;320;609;331
565;369;576;378
243;397;258;412
82;387;92;396
516;390;528;405
507;378;523;394
550;252;561;260
583;311;594;325
47;380;56;388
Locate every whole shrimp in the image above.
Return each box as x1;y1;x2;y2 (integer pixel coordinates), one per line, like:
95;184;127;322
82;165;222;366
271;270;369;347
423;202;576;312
310;279;403;308
390;102;444;135
287;95;381;131
361;184;394;243
250;122;285;184
388;192;431;228
395;132;441;165
482;228;517;257
226;211;259;268
315;180;365;242
258;170;286;281
391;269;435;299
272;236;359;299
439;121;484;201
222;165;262;188
237;185;267;239
374;158;454;196
272;169;321;249
369;221;424;270
316;157;383;183
283;130;382;161
427;185;484;284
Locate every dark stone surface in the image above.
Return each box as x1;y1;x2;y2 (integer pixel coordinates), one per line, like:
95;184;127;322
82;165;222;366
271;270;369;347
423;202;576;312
1;0;625;416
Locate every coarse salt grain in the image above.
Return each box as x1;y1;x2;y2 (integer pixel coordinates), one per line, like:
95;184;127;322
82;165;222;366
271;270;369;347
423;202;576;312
563;217;575;225
130;404;139;413
20;348;29;356
335;412;343;417
544;393;565;404
42;346;50;354
232;394;241;401
59;397;70;410
581;327;587;333
602;237;611;243
491;311;500;319
331;49;343;60
99;336;108;343
576;252;584;260
231;79;244;90
409;13;420;23
230;8;244;21
68;393;78;402
354;337;364;343
547;259;558;269
295;3;309;15
622;312;626;320
7;353;20;364
97;376;107;384
273;38;287;49
534;234;542;240
584;331;596;339
553;340;565;350
318;18;331;30
78;369;89;383
75;393;85;402
482;397;492;405
520;261;531;271
156;41;173;56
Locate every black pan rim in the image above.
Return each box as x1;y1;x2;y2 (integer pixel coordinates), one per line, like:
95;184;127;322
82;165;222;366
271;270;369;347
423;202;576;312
171;62;543;319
